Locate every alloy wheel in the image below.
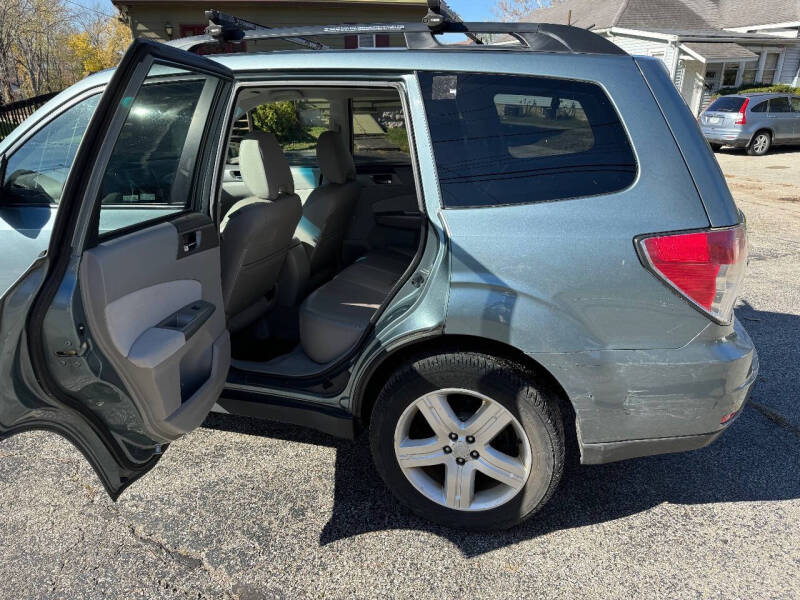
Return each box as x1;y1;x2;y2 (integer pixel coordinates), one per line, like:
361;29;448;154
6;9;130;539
753;133;769;154
393;388;532;511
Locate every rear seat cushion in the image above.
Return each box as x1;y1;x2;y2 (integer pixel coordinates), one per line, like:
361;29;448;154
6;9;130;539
299;250;411;364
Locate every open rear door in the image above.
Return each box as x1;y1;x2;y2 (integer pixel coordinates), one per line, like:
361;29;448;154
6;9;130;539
0;39;234;497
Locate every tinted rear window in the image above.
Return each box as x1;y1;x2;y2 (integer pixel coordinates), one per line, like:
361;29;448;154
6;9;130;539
418;72;637;208
707;97;746;112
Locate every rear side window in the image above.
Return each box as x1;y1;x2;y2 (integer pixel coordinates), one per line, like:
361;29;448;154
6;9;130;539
792;97;800;112
418;72;637;208
96;71;222;235
769;97;791;113
707;97;746;113
751;100;768;113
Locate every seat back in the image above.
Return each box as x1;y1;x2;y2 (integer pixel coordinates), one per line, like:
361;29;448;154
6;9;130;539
220;132;302;329
295;131;360;288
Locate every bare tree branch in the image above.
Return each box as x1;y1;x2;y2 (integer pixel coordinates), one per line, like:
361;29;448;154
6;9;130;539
491;0;558;22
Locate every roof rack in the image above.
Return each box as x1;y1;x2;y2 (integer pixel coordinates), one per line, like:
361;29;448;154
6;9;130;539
167;1;626;57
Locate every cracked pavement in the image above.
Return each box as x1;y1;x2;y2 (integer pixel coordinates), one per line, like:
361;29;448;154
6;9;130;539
1;150;799;599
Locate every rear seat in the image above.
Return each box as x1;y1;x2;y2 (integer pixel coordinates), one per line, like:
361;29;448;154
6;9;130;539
299;249;411;364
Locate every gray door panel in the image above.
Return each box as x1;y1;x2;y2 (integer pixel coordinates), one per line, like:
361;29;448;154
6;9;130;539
343;166;419;263
79;219;230;440
0;38;234;498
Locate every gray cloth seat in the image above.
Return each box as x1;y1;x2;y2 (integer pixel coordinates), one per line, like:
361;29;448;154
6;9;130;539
299;250;410;364
294;131;361;290
220;132;302;332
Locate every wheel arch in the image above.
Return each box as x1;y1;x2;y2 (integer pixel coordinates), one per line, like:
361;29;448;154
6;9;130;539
352;334;576;441
748;127;773;146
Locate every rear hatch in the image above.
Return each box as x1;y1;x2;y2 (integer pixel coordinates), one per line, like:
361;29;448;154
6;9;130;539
701;96;747;130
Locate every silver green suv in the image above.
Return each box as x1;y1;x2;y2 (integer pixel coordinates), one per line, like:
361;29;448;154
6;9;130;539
0;7;757;530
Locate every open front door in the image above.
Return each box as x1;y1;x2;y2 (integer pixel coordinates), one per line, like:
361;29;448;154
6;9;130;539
0;39;234;498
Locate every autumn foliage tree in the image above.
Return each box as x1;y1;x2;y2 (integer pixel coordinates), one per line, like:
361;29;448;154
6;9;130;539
67;16;131;78
0;0;130;104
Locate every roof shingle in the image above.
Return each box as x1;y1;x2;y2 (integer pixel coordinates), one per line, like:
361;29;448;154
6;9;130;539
526;0;800;31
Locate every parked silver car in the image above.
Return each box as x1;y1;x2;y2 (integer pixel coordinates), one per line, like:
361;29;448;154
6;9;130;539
0;5;758;530
700;92;800;155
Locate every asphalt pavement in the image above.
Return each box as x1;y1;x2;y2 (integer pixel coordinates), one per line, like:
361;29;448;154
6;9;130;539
0;149;798;600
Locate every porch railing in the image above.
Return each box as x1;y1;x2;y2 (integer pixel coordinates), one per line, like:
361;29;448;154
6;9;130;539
0;92;59;142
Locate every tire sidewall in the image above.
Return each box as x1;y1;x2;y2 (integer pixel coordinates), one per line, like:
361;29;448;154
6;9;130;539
370;354;562;530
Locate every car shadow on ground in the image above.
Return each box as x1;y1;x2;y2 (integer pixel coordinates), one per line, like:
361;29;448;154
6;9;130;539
204;303;800;558
715;145;800;156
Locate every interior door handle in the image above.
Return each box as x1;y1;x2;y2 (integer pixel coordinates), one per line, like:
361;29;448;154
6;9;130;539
182;231;199;253
56;341;88;358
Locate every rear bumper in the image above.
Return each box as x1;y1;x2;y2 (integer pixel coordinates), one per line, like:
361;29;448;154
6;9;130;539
701;127;750;147
581;349;756;464
533;317;759;464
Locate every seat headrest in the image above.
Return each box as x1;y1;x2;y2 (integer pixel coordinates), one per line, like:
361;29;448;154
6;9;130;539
316;131;356;185
239;132;295;200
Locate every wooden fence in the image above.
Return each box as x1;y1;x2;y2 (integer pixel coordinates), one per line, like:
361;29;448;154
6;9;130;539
0;92;59;141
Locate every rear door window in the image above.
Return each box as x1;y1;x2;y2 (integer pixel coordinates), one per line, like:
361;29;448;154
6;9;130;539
769;97;791;113
791;97;800;112
97;72;223;235
418;72;637;208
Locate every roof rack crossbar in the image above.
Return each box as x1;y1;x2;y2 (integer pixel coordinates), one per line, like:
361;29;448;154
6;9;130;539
166;12;626;57
203;10;330;50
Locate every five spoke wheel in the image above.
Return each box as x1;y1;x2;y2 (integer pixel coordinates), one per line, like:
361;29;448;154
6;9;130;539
393;389;532;511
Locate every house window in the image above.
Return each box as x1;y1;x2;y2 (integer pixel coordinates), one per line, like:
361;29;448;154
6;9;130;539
723;64;739;87
761;52;780;84
344;34;391;49
742;60;759;86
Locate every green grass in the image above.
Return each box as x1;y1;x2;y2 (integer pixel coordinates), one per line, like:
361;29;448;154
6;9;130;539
385;127;409;153
281;126;327;151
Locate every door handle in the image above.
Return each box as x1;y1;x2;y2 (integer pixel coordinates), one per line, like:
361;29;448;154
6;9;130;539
56;341;88;358
182;231;199;253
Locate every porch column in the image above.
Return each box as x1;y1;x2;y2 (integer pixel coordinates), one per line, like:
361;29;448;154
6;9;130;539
669;40;681;82
774;50;786;84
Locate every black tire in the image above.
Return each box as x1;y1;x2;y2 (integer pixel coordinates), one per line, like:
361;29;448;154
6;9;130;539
747;131;771;156
709;143;723;152
369;351;565;530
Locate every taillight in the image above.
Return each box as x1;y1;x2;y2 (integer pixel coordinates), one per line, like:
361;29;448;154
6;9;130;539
735;98;750;125
638;224;747;324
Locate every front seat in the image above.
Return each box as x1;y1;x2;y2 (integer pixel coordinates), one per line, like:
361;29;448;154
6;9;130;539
295;131;361;290
220;132;302;332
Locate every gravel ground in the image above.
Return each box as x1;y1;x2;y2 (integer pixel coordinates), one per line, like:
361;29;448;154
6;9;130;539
1;150;799;600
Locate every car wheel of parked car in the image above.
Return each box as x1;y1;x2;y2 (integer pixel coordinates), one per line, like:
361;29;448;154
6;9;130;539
747;131;772;156
709;143;722;152
369;351;565;530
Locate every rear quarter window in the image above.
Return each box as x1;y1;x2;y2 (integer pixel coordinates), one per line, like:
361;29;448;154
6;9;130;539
418;72;637;208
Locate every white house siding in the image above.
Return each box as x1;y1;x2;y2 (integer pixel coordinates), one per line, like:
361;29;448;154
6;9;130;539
606;33;669;60
778;45;800;84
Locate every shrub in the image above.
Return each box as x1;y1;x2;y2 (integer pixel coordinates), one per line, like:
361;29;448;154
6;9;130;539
251;101;308;144
715;83;800;98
